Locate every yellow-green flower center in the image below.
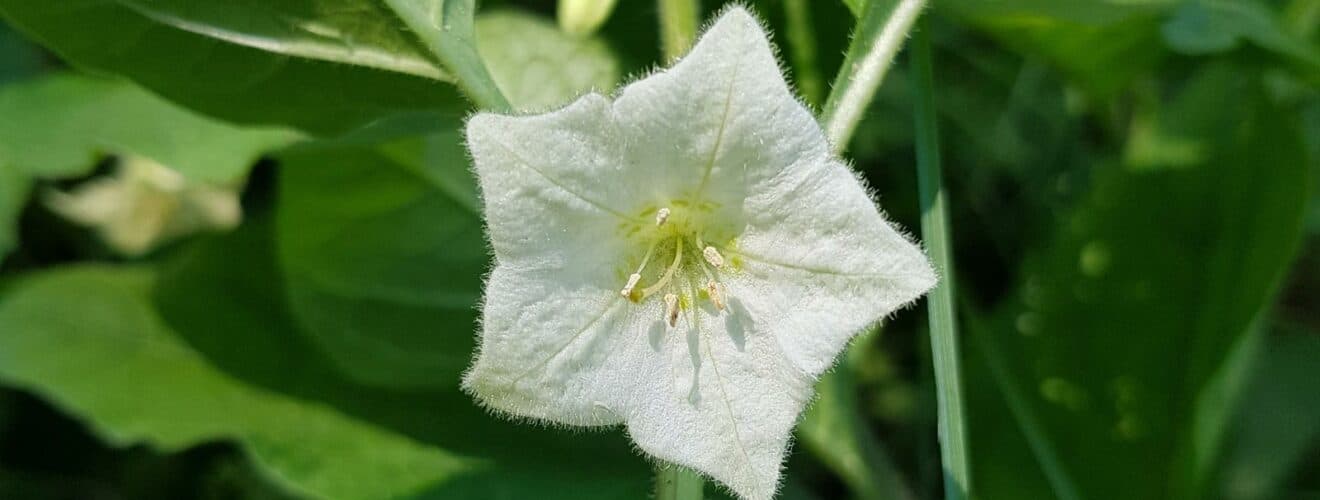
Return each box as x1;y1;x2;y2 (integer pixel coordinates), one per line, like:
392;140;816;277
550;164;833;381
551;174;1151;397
616;202;741;326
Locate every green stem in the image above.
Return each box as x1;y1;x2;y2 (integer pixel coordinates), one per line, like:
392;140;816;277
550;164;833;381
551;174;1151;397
384;0;511;112
909;17;971;500
820;0;927;152
655;464;704;500
782;0;826;106
658;0;700;60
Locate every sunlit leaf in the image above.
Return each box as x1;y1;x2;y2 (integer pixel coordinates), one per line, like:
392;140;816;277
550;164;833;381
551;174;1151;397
0;0;466;134
0;74;296;182
0;266;474;500
476;9;620;110
153;210;651;497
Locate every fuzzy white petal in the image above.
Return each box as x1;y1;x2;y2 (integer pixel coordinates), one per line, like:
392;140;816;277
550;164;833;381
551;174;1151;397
625;297;813;500
732;156;937;375
463;7;935;500
612;8;828;222
465;93;632;268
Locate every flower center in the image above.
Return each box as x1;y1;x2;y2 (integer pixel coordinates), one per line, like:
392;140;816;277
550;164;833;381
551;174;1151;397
618;205;733;327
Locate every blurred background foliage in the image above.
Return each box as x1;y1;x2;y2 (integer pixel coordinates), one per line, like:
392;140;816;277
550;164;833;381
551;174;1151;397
0;0;1315;499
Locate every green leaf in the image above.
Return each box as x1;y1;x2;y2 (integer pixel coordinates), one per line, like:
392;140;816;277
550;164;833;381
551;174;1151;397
384;0;511;111
275;132;485;389
151;208;650;497
0;74;296;182
0;0;466;134
0;266;474;500
1161;0;1320;70
476;10;621;110
968;65;1311;500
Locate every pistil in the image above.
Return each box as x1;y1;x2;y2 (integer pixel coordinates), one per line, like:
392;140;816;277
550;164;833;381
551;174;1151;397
639;238;684;299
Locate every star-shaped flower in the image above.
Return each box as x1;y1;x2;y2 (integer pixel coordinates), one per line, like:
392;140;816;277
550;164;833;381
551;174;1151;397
462;7;935;499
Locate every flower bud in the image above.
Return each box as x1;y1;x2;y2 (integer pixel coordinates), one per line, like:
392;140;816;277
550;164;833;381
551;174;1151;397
557;0;618;37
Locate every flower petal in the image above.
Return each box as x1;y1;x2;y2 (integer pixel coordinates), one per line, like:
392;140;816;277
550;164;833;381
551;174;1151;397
611;7;828;214
464;7;935;500
466;93;638;269
464;264;641;425
732;157;937;376
624;302;812;500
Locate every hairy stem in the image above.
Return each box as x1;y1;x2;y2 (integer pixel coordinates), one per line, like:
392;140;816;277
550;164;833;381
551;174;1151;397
384;0;512;111
656;464;704;500
820;0;927;152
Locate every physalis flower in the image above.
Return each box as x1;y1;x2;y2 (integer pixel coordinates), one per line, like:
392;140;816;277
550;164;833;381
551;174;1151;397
463;8;935;499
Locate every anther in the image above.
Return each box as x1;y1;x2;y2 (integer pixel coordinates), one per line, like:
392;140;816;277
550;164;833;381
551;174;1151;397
620;273;642;299
702;246;725;269
655;207;671;226
664;293;680;327
706;281;726;311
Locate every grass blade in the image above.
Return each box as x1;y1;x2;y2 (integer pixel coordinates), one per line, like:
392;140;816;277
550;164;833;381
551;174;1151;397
909;16;971;500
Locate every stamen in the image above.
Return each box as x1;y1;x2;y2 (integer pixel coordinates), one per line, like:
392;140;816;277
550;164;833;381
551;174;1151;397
655;207;671;226
620;240;660;301
639;238;684;298
664;293;680;327
702;246;725;269
619;273;642;298
706;281;726;311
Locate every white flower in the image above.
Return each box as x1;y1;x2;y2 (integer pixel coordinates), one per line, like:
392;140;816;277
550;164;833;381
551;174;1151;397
462;7;935;500
44;155;240;256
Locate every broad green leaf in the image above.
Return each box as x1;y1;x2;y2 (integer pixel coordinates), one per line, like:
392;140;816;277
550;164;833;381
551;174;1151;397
476;10;620;110
275;133;485;389
0;266;474;500
0;0;466;134
1161;0;1320;70
384;0;511;111
0;74;297;182
152;209;650;497
968;66;1310;500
